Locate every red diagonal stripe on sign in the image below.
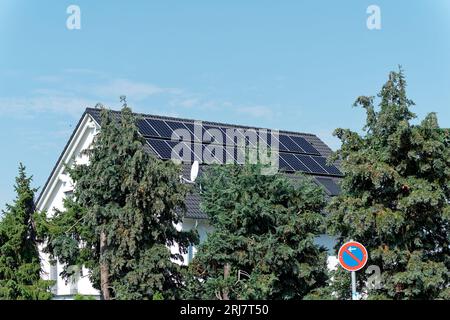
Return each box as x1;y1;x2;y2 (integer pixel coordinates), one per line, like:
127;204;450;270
344;248;362;265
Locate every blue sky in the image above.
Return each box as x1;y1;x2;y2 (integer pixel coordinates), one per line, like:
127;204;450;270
1;0;450;210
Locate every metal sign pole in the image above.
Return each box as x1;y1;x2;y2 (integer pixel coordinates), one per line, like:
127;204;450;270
351;271;357;300
338;241;367;301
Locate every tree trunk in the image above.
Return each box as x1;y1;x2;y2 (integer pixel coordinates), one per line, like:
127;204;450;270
100;230;111;300
222;263;230;300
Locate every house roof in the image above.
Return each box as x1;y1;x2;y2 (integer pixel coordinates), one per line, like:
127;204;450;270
38;107;342;219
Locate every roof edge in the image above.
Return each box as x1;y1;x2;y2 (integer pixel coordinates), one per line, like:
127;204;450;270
35;111;97;208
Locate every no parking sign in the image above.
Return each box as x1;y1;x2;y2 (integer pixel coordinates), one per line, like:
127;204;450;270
338;241;368;272
338;241;368;300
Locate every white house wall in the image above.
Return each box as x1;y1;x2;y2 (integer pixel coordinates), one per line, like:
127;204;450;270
37;114;100;297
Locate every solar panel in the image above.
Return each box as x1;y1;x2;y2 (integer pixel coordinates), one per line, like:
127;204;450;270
279;155;295;172
165;121;194;142
166;120;193;135
203;125;227;144
295;154;328;175
147;139;340;178
165;120;185;131
207;143;254;164
134;113;343;180
201;144;222;163
243;129;258;148
202;127;214;141
312;156;341;175
142;119;320;158
147;139;196;162
257;130;271;146
269;135;284;151
146;139;172;159
279;135;305;153
289;136;320;155
186;142;204;162
270;136;289;151
222;127;247;147
192;145;203;162
185;123;204;141
260;130;284;152
147;119;173;138
168;140;194;162
137;119;159;137
315;177;341;195
280;153;309;172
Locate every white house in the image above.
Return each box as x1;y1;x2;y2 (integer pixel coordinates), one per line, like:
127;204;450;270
36;108;341;299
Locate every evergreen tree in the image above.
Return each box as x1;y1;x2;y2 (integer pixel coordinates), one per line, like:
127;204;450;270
183;163;328;299
327;68;450;299
0;164;53;300
37;107;198;300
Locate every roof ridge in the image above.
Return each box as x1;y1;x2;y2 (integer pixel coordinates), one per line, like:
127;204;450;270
85;107;318;138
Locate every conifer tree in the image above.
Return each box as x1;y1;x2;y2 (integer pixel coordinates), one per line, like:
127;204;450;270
0;164;53;300
327;68;450;299
37;106;198;300
183;163;328;300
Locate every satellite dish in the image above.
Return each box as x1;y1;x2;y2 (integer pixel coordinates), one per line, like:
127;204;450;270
190;161;199;182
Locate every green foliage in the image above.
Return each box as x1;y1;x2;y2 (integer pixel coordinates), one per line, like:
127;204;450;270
0;164;54;300
38;107;198;300
74;293;96;300
327;67;450;300
152;291;164;300
183;163;329;300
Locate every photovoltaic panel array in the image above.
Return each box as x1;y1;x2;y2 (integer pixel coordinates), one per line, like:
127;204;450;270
139;118;322;154
138;114;342;177
87;108;341;176
278;153;340;176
